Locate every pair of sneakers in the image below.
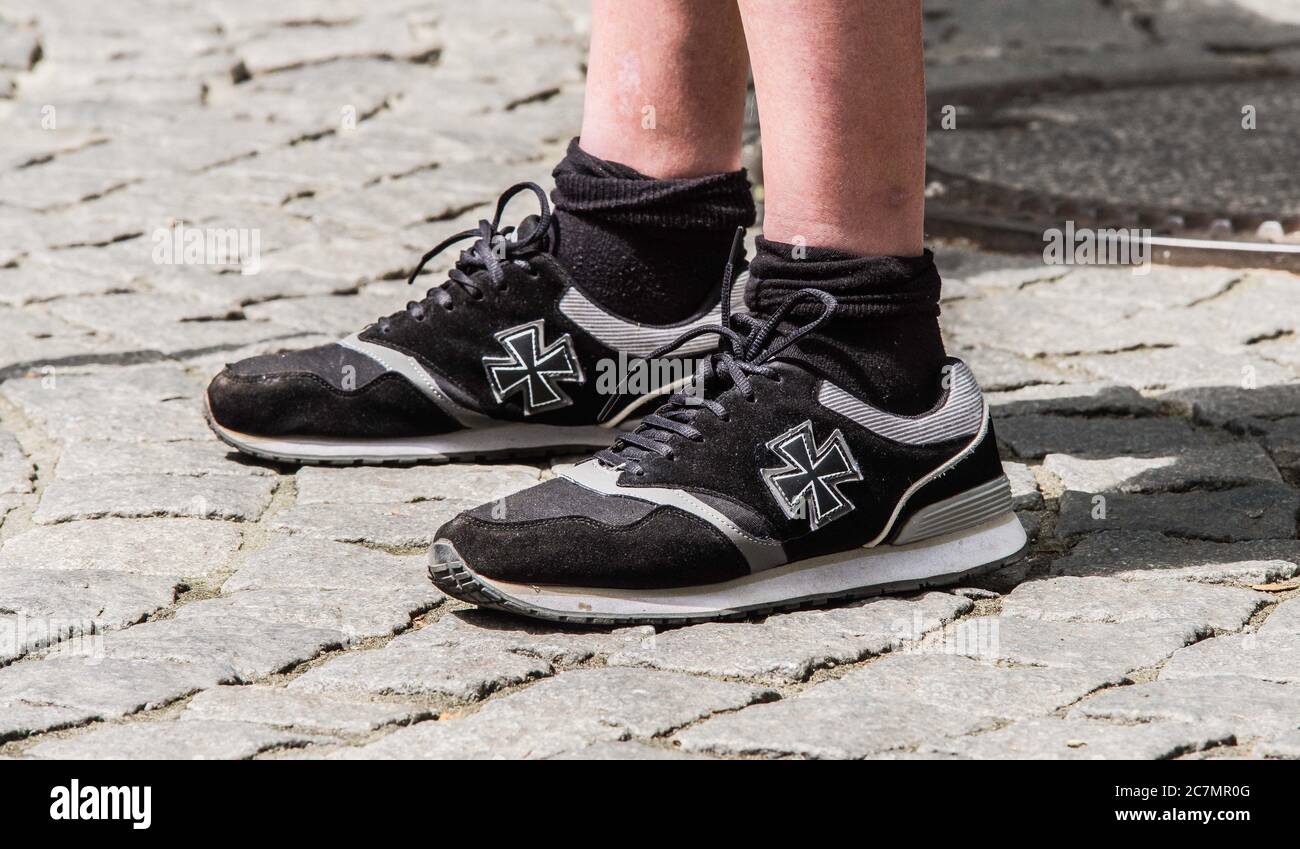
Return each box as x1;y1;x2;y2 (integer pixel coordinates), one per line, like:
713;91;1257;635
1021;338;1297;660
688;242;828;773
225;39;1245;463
206;183;1026;625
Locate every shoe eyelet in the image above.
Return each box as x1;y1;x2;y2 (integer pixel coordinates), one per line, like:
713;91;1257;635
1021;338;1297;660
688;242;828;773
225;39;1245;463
746;394;757;404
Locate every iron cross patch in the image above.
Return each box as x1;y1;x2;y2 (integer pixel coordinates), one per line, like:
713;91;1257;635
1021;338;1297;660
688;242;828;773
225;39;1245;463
483;320;584;414
761;420;864;530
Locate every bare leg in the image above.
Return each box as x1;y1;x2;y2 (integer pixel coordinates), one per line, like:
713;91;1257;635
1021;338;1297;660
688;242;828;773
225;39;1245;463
738;0;926;256
579;0;750;178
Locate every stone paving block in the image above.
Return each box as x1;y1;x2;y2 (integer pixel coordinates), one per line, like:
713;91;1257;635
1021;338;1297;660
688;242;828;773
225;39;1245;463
0;657;225;717
999;576;1266;632
269;498;476;549
1064;347;1296;392
0;264;135;308
996;415;1222;459
0;365;211;443
291;610;651;702
1032;266;1241;314
242;290;413;336
1072;676;1300;739
1159;383;1300;428
234;15;441;76
1055;485;1299;542
183;686;430;735
1002;462;1042;510
1159;597;1300;684
934;245;1066;294
1246;416;1300;475
0;703;98;744
54;439;275;479
0;493;23;527
547;741;708;761
341;668;774;760
161;267;360;308
924;0;1146;62
1048;531;1300;584
945;296;1143;357
33;473;277;523
1260;598;1300;637
100;617;345;683
607;593;971;684
0;24;40;71
924;718;1234;760
221;537;435;594
1255;730;1300;760
1042;443;1281;493
988;383;1160;419
951;346;1066;392
673;653;1102;759
175;587;437;642
0;568;180;630
294;464;539;505
1161;631;1300;685
0;613;61;664
253;236;411;286
183;333;338;376
26;720;330;760
1252;335;1300;373
0;430;33;494
0;308;100;369
934;616;1201;680
0;518;243;578
46;294;286;351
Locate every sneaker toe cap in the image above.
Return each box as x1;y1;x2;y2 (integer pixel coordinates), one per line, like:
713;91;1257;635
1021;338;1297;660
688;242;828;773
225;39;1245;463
206;345;458;438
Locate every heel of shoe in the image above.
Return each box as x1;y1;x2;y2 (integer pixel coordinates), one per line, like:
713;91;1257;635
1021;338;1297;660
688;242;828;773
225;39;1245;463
890;475;1014;545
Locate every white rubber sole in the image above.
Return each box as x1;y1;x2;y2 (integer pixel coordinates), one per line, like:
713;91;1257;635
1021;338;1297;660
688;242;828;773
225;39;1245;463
429;512;1028;625
207;411;624;465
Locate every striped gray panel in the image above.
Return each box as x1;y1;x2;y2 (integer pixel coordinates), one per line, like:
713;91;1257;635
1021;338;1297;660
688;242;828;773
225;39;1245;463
557;272;748;358
817;360;984;445
890;476;1013;545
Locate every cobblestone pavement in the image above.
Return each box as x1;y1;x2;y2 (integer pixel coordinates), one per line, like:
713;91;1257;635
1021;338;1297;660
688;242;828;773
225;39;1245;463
1;1;1299;759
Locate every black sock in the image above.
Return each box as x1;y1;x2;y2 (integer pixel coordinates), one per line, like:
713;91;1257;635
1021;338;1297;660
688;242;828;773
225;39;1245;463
747;237;947;415
550;139;756;324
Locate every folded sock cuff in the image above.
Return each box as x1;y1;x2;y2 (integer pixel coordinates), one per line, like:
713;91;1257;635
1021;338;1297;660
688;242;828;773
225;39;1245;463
551;138;756;231
746;236;941;320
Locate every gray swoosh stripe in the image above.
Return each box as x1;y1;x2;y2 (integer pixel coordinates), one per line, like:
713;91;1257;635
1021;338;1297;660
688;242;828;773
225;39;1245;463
818;360;984;445
337;333;489;428
562;459;786;572
558;272;748;358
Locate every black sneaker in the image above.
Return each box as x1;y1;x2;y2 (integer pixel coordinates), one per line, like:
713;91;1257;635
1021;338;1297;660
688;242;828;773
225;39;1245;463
205;183;738;465
428;235;1027;624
